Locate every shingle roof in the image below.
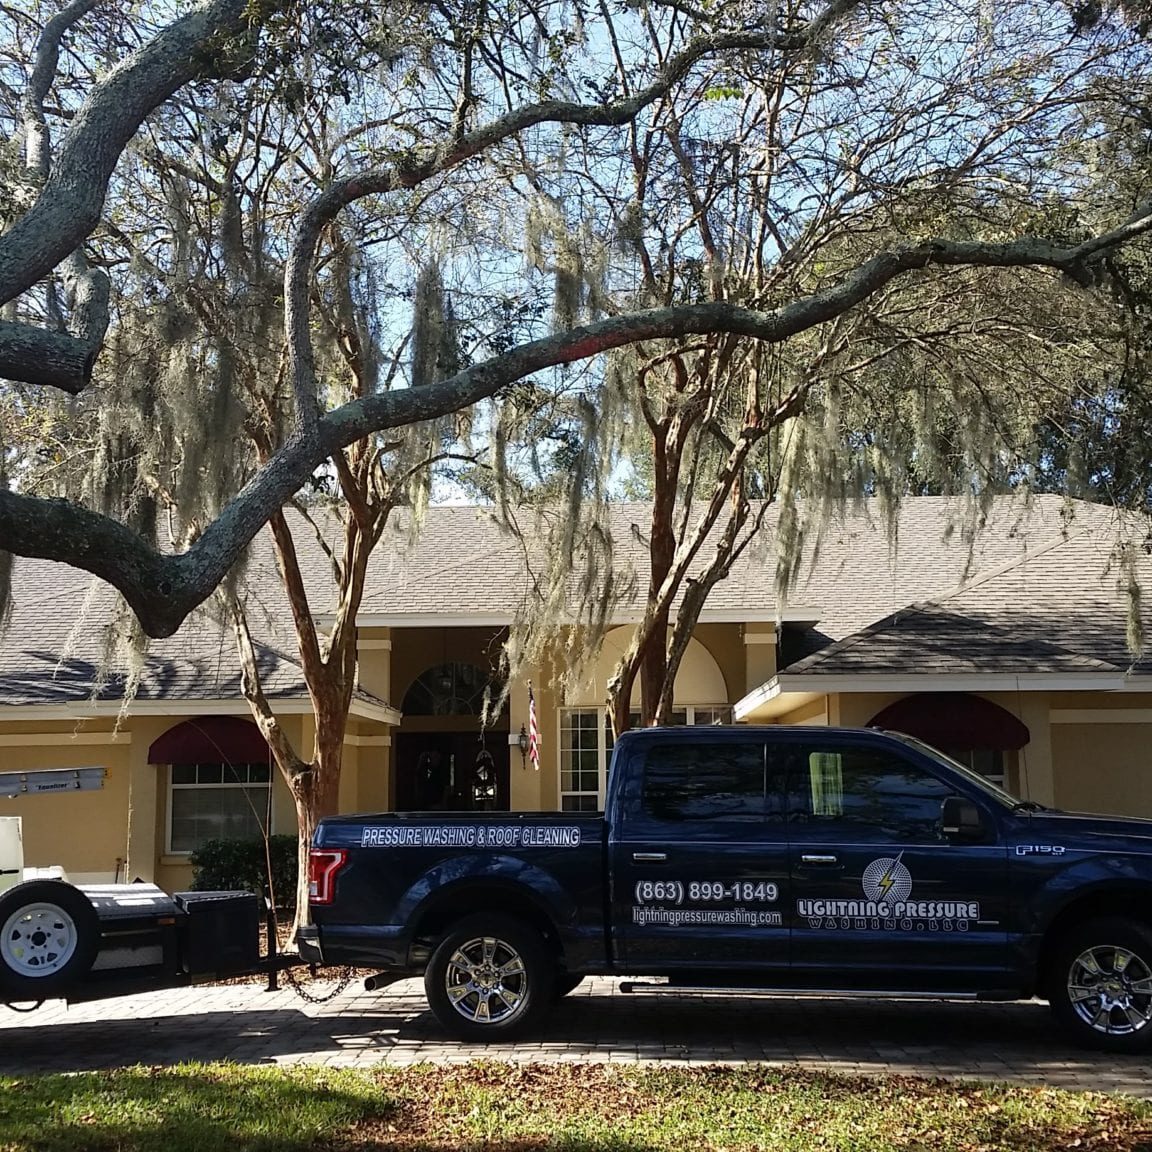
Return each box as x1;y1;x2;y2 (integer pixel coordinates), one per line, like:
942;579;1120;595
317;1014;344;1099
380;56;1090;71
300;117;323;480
2;494;1139;705
350;495;1090;626
780;509;1151;679
781;602;1124;677
0;556;391;711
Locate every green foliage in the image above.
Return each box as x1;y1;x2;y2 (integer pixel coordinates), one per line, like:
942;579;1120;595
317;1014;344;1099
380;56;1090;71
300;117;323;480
188;834;298;907
0;1064;387;1152
3;1063;1147;1152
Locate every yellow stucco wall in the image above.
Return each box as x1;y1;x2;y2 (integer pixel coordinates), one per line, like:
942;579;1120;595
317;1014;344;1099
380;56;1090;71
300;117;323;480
692;623;744;702
14;630;1152;896
776;698;829;725
1052;722;1152;818
740;623;777;694
356;627;391;702
0;736;131;883
0;710;328;894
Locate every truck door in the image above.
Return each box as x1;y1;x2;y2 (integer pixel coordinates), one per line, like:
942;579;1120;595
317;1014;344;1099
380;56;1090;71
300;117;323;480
782;734;1011;990
610;734;789;972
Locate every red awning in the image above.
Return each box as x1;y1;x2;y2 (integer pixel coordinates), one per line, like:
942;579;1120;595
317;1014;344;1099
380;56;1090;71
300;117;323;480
868;693;1030;751
147;716;270;764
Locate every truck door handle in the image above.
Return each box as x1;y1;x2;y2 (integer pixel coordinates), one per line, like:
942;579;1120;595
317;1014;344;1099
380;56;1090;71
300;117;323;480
632;852;667;862
800;854;839;865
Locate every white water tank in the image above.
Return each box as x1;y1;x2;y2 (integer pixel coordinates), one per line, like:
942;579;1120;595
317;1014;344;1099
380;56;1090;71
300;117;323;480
0;817;23;895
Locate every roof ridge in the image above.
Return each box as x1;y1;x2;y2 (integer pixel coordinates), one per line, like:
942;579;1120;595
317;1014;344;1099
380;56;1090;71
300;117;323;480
926;513;1095;608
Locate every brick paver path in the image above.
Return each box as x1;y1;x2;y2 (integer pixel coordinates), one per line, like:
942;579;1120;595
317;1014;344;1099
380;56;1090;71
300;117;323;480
2;977;1149;1097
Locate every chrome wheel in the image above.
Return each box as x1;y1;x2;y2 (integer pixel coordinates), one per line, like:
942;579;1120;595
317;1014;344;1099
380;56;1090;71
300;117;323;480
1067;944;1152;1037
443;935;528;1025
1;902;78;978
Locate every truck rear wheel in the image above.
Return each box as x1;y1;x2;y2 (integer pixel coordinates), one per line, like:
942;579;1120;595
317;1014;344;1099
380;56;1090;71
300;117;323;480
0;881;99;1000
1048;917;1152;1053
425;914;554;1041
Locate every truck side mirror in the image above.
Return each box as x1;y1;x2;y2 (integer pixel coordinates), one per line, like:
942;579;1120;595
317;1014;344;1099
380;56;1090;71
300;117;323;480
941;795;985;842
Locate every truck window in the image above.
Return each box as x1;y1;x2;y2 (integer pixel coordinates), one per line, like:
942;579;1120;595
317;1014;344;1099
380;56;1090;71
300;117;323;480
641;742;767;822
785;743;951;842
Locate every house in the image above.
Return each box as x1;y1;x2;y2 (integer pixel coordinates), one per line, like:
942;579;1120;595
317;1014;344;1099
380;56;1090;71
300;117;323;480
2;494;1150;893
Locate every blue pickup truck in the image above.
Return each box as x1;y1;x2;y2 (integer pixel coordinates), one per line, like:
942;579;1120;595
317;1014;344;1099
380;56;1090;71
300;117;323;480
298;725;1152;1052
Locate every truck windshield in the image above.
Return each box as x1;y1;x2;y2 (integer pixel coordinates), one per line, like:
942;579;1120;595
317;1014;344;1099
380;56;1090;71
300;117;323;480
887;732;1021;808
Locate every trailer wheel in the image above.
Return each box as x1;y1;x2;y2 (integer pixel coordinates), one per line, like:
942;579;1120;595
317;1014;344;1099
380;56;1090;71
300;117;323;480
0;881;99;999
425;914;554;1041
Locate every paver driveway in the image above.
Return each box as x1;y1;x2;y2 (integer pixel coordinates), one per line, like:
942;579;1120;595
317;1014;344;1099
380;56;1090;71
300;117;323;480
2;977;1150;1097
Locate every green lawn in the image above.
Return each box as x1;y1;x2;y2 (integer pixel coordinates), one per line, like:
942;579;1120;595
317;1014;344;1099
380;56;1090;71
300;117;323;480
0;1063;1148;1152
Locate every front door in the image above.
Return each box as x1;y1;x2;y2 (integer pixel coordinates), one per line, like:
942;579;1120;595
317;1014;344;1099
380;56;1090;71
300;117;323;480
611;734;789;972
781;733;1010;990
395;733;511;812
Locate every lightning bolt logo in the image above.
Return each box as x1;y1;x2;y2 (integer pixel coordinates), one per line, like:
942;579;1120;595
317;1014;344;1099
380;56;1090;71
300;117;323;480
862;852;912;907
876;851;903;900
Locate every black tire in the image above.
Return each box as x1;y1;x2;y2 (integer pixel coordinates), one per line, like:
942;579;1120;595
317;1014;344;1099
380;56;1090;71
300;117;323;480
1048;916;1152;1053
552;973;585;1001
424;914;554;1041
0;880;100;1000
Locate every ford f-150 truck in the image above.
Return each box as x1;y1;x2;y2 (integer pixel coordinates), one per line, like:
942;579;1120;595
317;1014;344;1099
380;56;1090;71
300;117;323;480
298;725;1152;1052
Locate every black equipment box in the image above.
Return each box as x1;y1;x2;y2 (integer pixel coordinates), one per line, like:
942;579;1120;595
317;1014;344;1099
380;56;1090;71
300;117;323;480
174;891;261;976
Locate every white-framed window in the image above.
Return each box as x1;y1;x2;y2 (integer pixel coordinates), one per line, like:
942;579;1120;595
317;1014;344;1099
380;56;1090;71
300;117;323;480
558;705;732;811
692;706;733;727
167;762;273;854
939;747;1007;789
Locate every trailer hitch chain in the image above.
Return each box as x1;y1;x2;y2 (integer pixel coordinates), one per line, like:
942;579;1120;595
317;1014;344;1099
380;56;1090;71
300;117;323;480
282;962;355;1004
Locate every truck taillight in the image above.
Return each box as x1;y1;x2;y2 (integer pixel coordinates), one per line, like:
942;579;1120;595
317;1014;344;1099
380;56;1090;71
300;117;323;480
308;849;347;905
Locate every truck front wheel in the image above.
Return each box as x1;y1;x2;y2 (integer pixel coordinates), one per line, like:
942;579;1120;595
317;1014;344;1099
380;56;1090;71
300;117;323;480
1048;917;1152;1053
425;914;554;1041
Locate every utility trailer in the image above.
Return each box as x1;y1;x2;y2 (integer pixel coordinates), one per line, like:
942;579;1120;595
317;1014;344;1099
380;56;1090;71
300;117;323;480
0;796;296;1012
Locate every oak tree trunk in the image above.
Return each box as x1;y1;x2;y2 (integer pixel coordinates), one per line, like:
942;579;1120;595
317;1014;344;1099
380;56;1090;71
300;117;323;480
287;752;342;934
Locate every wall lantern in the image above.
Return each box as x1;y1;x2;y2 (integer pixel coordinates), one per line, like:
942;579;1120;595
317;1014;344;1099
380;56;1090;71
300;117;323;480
517;725;530;768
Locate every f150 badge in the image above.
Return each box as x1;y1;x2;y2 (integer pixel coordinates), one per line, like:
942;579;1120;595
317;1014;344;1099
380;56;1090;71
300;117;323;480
1015;844;1066;856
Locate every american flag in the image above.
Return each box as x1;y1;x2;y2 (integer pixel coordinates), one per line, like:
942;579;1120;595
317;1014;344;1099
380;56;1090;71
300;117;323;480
528;681;540;771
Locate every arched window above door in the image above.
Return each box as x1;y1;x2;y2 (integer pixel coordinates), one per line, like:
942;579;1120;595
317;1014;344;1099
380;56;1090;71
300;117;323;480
402;662;503;716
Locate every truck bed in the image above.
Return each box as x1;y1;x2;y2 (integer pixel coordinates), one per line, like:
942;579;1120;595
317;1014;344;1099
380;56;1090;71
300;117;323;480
306;810;606;971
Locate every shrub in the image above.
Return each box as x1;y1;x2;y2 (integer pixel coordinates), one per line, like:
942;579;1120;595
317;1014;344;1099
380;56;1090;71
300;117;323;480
189;835;299;907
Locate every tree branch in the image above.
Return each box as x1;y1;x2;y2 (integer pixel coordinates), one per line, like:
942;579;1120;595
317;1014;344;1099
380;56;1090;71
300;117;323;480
2;219;1151;637
282;8;864;427
230;597;310;777
0;0;256;392
22;0;100;179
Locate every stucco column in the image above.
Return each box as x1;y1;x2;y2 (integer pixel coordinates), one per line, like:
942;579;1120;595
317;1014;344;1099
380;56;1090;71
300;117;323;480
743;625;777;698
339;741;359;812
125;717;168;883
1012;695;1055;807
355;628;392;700
507;677;539;811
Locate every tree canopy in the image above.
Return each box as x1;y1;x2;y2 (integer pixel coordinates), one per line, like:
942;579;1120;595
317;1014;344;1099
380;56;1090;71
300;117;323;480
2;0;1152;646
